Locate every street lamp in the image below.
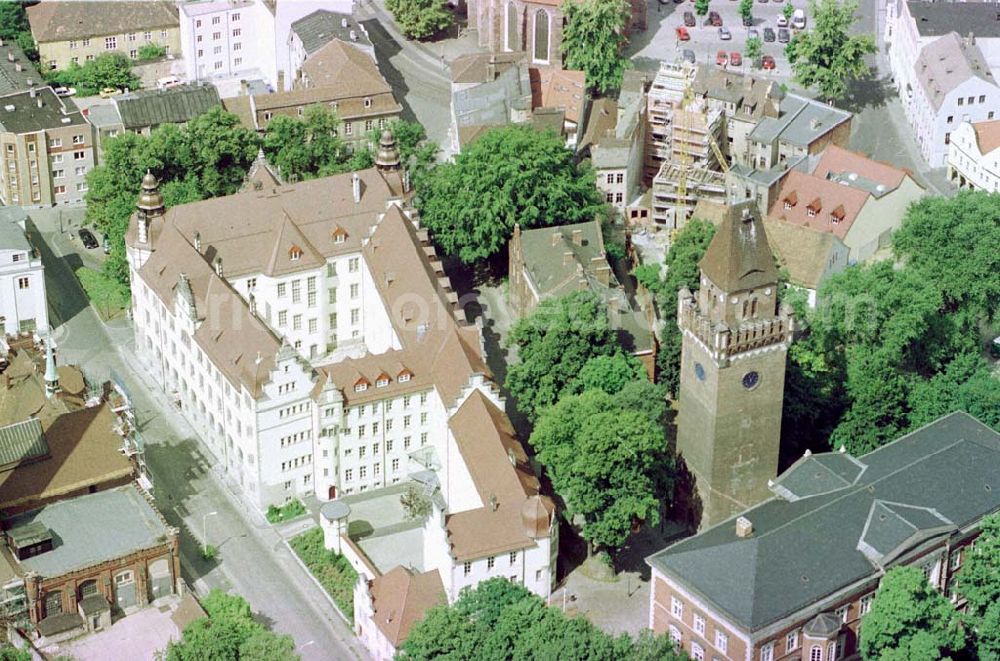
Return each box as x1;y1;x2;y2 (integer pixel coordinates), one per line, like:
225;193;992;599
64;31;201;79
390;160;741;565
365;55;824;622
202;511;218;556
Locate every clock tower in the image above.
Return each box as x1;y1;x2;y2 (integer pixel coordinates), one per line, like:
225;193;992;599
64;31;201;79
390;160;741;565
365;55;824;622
675;200;794;529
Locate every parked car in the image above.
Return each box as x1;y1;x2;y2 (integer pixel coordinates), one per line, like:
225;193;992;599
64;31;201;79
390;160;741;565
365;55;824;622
778;27;791;42
777;15;788;28
761;55;776;70
718;26;732;40
684;11;696;26
683;49;697;64
730;51;743;66
708;11;722;26
748;28;760;40
99;87;122;98
51;85;76;97
78;228;99;249
792;8;807;28
716;50;729;67
676;26;691;41
763;27;776;42
156;76;181;91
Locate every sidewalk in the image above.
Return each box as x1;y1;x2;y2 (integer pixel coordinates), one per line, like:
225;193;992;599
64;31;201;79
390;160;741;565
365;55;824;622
358;0;484;70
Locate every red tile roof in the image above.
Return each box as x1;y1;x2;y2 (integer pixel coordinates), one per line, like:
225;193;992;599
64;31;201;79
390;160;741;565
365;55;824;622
811;145;907;190
368;567;445;647
768;170;870;240
971;119;1000;155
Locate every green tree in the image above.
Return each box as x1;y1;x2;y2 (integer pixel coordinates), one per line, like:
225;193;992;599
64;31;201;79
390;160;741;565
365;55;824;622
0;2;37;62
48;53;141;96
783;2;795;21
417;124;602;264
745;36;763;64
0;646;30;661
504;291;623;420
956;514;1000;659
136;42;167;61
572;354;646;396
860;567;964;660
784;0;875;101
634;219;716;397
739;0;754;23
561;0;631;94
694;0;710;16
263;105;347;181
385;0;453;40
530;389;673;553
76;267;130;318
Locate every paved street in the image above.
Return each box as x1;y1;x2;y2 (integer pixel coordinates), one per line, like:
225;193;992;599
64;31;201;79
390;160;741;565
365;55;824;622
30;206;366;661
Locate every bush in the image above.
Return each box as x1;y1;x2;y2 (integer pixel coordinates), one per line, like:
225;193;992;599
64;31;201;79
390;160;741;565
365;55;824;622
47;52;140;96
201;544;218;561
137;43;167;61
265;499;307;523
289;528;358;620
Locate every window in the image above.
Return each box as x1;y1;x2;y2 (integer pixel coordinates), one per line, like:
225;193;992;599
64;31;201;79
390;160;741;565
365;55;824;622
835;604;849;623
213;32;221;40
71;56;78;64
945;132;951;145
365;119;373;132
292;280;301;302
53;154;63;163
616;173;624;184
404;415;411;428
234;42;241;51
810;645;822;661
420;432;428;445
487;556;495;570
277;282;287;297
232;12;240;20
463;561;471;575
344;122;353;135
144;31;151;41
69;40;77;49
958;97;965;106
293;314;302;330
605;173;614;184
83;38;90;47
533;8;550;62
827;642;836;661
213;45;222;55
76;182;87;192
72;134;84;145
233;28;241;37
74;151;86;160
350;309;359;325
350;283;359;299
786;630;798;651
234;57;242;66
50;137;62;148
694;613;705;635
54;185;66;194
967;96;974;105
17;277;29;289
860;593;874;615
391;458;399;471
278;310;287;326
990;111;995;120
307;291;316;307
196;19;202;27
52;169;64;179
105;36;117;50
75;166;86;176
760;643;774;661
197;49;203;57
359;466;367;479
671;596;683;618
349;257;359;272
947;115;953;124
691;642;704;661
715;631;728;653
212;16;221;24
308;318;317;333
127;32;136;42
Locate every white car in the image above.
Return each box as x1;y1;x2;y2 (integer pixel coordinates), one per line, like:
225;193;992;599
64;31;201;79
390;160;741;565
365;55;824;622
51;86;76;97
776;15;788;28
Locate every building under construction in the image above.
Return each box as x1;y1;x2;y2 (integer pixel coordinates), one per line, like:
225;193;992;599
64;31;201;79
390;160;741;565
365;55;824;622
643;61;695;185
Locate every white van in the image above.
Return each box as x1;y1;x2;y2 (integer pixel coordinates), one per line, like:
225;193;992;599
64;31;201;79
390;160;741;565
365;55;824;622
792;9;807;29
156;76;181;91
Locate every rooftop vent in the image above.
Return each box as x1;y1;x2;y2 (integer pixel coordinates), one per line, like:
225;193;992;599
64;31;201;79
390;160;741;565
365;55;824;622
60;117;71;124
341;17;348;28
4;105;14;112
7;521;54;561
350;30;357;41
735;516;754;538
848;172;858;181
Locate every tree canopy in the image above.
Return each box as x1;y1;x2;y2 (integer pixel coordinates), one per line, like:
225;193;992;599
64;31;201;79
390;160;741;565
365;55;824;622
47;53;141;96
504;291;625;420
859;566;964;661
784;0;876;101
694;0;710;16
561;0;631;94
164;590;298;661
634;218;716;398
386;0;453;40
416;124;603;264
400;578;683;661
0;2;37;62
782;192;1000;457
956;513;1000;659
530;388;673;552
739;0;753;22
262;105;370;181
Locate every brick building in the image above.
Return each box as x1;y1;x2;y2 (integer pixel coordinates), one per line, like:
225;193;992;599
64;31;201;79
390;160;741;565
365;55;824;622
647;412;1000;661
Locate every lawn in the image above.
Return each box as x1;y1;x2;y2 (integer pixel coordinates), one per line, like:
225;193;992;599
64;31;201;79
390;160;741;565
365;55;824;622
289;527;358;621
265;499;307;524
75;266;130;321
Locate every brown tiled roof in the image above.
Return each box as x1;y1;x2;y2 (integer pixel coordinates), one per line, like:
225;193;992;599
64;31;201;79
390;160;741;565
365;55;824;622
446;390;542;561
578;97;617;154
450;51;526;85
301;39;391;95
768;170;870;240
700;201;779;293
530;67;586;124
971;119;1000;155
28;1;178;43
220;95;255;130
811;145;907;190
763;218;843;290
368;567;445;647
0;403;134;512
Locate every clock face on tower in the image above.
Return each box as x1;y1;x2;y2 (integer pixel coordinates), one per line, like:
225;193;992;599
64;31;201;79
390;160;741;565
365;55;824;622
742;371;760;390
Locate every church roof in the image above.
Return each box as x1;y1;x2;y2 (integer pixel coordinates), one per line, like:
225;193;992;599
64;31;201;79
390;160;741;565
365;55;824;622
699;200;778;293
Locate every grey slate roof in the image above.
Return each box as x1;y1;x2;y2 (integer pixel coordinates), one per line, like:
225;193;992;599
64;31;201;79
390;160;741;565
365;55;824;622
0;88;86;134
452;63;531;131
647;412;1000;632
750;93;852;148
0;40;39;97
291;10;370;55
914;32;997;111
908;1;1000;39
0;419;47;471
113;83;220;131
0;206;30;251
4;484;169;578
84;103;123;130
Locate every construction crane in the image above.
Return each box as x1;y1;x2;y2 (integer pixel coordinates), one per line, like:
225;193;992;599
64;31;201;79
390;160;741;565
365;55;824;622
708;131;730;174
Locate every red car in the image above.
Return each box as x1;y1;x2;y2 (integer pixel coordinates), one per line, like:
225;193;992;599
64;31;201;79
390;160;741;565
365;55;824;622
761;54;776;70
730;51;742;66
676;26;690;41
716;50;728;67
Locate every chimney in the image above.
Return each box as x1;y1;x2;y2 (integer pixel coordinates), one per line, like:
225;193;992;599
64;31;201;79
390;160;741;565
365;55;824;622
6;51;13;62
809;117;820;130
352;172;361;203
735;516;753;538
350;30;357;42
563;251;574;266
214;256;223;277
341;17;348;28
551;231;561;247
28;87;35;98
194;231;202;251
36;97;41;109
592;257;610;285
571;229;583;246
14;63;20;72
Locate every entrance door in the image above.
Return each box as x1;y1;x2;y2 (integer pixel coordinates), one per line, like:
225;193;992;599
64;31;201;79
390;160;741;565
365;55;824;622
328;485;337;500
114;570;136;610
148;558;172;601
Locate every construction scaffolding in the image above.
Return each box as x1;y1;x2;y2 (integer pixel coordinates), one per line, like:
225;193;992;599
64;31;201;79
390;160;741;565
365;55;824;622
652;163;728;230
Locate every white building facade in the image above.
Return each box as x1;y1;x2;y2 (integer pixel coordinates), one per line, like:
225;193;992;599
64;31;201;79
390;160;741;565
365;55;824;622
0;207;48;336
947;119;1000;192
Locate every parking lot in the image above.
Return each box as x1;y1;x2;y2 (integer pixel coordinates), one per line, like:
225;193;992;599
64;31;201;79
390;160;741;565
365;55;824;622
629;0;807;79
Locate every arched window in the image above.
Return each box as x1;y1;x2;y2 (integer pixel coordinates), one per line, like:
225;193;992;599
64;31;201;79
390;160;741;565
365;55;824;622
827;642;837;661
742;299;749;318
750;297;758;317
810;645;823;661
505;2;518;52
44;590;63;618
533;9;549;63
78;579;99;601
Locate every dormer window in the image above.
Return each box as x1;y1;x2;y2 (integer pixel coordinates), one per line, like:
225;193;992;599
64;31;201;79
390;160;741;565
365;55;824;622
363;97;372;108
398;372;411;383
784;201;792;211
807;208;816;218
332;226;348;244
354;382;368;393
806;198;821;218
376;377;389;388
289;246;303;261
